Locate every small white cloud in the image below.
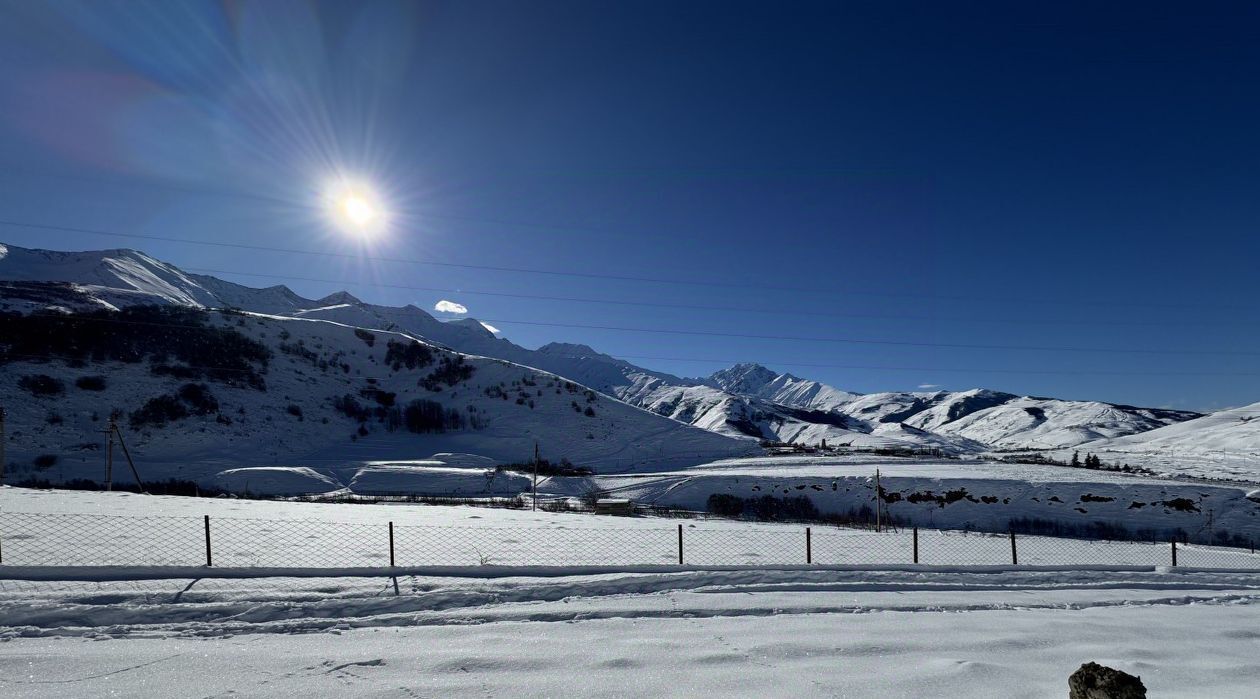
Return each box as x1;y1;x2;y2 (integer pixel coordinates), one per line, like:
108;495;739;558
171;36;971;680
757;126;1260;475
480;322;500;334
918;383;940;389
434;299;468;314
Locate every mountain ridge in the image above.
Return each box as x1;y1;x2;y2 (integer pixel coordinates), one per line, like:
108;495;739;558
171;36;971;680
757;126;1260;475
0;242;1210;454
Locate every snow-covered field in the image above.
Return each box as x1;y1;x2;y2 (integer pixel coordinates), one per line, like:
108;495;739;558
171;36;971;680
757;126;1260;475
3;488;1260;696
2;565;1260;696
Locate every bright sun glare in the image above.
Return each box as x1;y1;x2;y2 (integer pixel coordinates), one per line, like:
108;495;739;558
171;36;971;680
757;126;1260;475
340;194;378;226
326;180;387;237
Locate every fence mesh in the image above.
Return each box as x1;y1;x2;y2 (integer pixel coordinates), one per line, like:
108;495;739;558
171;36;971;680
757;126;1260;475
1;511;1258;570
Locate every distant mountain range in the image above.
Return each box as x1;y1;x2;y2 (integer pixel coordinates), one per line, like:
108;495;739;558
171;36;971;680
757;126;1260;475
3;241;1244;480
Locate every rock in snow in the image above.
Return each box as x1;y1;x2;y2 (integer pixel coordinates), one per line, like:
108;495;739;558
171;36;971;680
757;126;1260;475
1068;662;1146;699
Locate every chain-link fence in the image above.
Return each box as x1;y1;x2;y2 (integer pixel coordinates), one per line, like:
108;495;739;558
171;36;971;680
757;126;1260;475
0;511;1257;570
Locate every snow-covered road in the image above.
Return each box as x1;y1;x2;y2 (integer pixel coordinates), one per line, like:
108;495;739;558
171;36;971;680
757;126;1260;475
2;566;1258;697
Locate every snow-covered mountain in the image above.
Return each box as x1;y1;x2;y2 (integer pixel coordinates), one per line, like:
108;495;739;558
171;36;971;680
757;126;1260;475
0;304;754;486
1095;401;1260;453
706;363;860;412
0;243;1212;459
907;396;1196;450
1040;401;1260;481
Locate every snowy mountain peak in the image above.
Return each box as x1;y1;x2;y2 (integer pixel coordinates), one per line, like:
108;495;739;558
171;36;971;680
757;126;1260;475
536;342;606;358
317;290;362;305
707;363;782;394
449;317;497;338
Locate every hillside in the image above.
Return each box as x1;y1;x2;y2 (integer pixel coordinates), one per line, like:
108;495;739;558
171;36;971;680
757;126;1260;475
1049;401;1260;481
0;305;753;488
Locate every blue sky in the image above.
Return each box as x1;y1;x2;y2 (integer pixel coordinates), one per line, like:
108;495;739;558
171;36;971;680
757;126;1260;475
0;1;1258;412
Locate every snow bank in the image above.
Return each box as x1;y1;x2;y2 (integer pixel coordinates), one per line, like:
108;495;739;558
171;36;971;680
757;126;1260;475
210;467;342;496
348;462;529;495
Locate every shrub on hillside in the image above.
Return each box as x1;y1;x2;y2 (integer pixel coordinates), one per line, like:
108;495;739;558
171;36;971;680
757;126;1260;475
385;339;434;370
0;306;270;390
359;387;396;407
419;355;475;391
177;383;220;415
498;458;592;477
705;493;821;522
333;394;371;422
75;375;107;391
402;398;465;433
19;374;64;396
130;395;190;428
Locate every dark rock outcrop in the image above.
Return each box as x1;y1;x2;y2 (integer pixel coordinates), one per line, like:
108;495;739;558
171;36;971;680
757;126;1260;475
1068;662;1146;699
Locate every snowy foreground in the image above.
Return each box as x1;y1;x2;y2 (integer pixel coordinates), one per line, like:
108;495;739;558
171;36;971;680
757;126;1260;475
2;489;1260;696
2;568;1259;697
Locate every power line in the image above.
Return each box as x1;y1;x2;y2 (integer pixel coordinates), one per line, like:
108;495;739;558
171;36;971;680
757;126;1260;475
13;308;1260;371
181;266;1234;329
5;337;1258;381
16;305;1260;356
607;354;1260;378
0;217;1248;312
471;318;1260;357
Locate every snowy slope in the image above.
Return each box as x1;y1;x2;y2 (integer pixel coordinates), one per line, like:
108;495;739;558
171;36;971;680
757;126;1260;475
615;372;979;450
1048;402;1260;480
1092;401;1260;453
0;308;753;486
919;397;1200;450
0;244;221;309
701;362;1196;452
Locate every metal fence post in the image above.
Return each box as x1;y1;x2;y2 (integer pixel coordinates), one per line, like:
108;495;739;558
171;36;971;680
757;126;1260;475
1009;530;1017;565
677;523;683;565
1171;539;1177;567
806;527;812;564
913;527;919;564
203;515;212;567
388;521;395;567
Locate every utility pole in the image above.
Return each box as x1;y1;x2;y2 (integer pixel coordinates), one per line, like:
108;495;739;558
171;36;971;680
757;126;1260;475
104;417;116;491
532;442;540;512
875;468;882;533
99;419;143;493
114;422;144;493
0;405;6;486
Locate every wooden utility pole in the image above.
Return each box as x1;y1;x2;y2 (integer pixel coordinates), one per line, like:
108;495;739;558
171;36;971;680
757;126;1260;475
874;468;882;533
0;405;6;486
101;418;143;493
105;418;116;491
113;423;144;492
532;442;539;512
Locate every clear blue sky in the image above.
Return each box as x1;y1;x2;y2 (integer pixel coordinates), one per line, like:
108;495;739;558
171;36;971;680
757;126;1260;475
0;1;1257;412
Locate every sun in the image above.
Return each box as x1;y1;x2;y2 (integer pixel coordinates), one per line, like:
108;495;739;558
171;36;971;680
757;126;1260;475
325;179;388;237
339;193;378;227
